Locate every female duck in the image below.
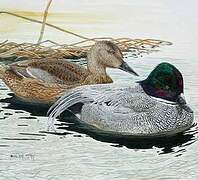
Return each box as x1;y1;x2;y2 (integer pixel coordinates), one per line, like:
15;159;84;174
48;63;194;136
0;41;138;104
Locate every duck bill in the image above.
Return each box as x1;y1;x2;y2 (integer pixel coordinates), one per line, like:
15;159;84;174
177;94;193;113
119;61;139;76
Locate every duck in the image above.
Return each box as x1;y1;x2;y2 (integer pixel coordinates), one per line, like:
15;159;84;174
48;62;194;137
0;41;138;104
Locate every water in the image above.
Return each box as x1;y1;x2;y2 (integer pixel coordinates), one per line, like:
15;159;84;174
0;0;198;179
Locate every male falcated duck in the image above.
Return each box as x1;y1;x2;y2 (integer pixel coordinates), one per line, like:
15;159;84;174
48;63;194;137
0;41;138;104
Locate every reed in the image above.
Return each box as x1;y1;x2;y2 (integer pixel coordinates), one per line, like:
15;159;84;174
37;0;53;43
0;38;172;61
0;0;172;61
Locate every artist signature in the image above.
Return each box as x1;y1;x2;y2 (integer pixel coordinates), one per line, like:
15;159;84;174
10;153;35;160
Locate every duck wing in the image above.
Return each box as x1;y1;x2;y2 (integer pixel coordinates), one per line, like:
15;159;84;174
9;58;88;84
48;83;156;124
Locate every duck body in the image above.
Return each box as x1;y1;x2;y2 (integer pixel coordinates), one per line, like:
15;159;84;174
48;83;193;136
48;63;194;137
0;58;112;104
80;84;193;136
0;41;137;104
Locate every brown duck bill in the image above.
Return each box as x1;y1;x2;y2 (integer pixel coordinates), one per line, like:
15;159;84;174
119;61;139;76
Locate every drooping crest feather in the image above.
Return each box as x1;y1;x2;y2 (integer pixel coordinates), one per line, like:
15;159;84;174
47;83;131;130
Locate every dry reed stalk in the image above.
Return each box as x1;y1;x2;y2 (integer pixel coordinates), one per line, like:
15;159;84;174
37;0;53;43
0;9;172;61
0;11;92;41
0;37;172;60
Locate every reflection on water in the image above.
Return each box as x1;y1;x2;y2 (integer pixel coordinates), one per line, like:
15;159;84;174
0;93;50;116
0;92;197;156
56;112;197;155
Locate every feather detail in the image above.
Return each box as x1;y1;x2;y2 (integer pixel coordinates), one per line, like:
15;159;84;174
47;83;193;136
47;83;137;129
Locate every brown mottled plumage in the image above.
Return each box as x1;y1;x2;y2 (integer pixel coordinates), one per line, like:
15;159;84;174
0;41;138;104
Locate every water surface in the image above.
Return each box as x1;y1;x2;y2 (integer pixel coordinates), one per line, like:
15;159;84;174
0;1;198;179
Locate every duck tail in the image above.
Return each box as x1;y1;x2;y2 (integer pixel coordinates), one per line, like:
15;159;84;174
47;87;92;131
0;65;6;79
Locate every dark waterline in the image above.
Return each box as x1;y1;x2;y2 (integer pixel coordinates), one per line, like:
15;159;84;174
0;92;197;156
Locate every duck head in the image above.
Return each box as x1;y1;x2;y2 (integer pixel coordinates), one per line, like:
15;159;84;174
139;62;193;112
87;41;138;76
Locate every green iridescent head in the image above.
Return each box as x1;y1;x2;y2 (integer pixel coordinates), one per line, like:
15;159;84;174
140;62;184;102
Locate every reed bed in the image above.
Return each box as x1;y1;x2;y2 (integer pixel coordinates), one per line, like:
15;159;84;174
0;9;172;61
0;38;172;61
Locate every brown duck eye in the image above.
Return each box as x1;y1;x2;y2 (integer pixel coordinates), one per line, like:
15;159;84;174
107;50;115;54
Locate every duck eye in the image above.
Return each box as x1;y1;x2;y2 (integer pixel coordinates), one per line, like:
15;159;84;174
107;50;115;54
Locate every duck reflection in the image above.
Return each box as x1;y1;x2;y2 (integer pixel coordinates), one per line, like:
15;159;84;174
0;93;49;116
0;94;197;154
55;111;197;154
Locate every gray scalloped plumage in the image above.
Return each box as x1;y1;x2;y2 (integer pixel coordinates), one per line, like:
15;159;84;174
48;83;193;136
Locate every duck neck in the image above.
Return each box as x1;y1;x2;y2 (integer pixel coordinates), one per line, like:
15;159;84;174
87;51;107;76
